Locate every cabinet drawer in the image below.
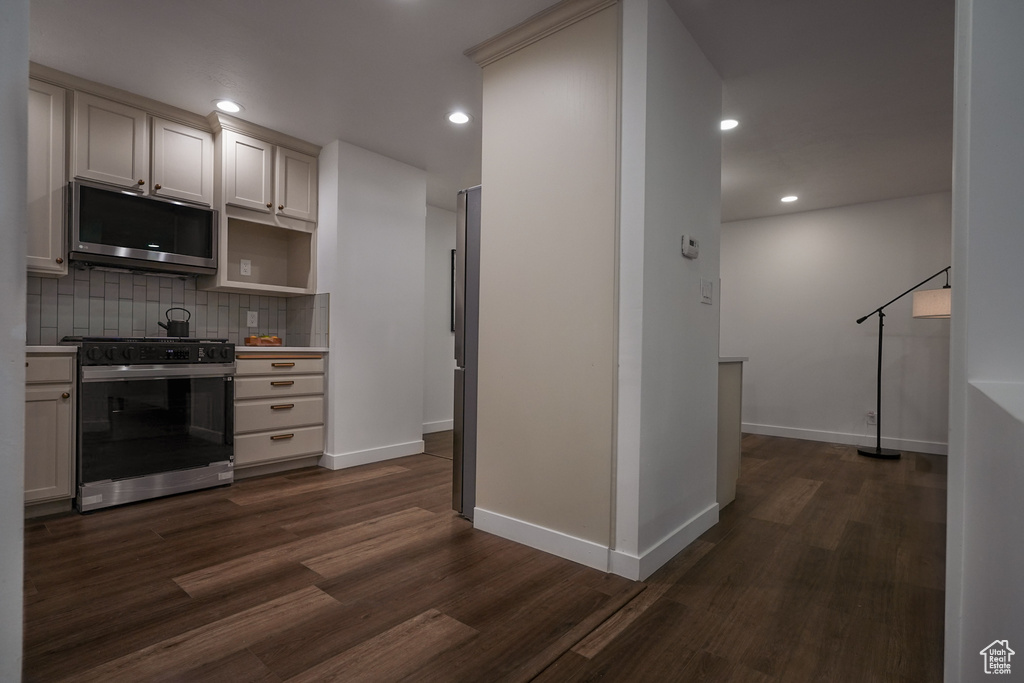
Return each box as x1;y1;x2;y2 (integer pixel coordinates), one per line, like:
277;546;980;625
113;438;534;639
235;356;324;375
234;374;323;399
235;425;324;467
235;395;323;434
26;355;74;383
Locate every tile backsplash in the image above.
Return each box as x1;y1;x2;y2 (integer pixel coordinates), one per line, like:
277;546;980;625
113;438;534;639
26;269;328;347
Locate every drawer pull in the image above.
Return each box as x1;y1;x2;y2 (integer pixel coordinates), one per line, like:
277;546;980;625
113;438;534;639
270;380;295;386
61;392;70;399
270;403;294;410
271;362;296;368
271;433;294;441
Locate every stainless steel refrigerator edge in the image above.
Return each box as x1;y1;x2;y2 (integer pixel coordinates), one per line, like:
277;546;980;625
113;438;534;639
453;186;480;520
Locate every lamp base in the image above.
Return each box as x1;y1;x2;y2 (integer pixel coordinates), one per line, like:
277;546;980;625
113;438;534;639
857;446;901;460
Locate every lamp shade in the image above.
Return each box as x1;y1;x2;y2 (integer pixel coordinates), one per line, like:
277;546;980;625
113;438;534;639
912;287;951;318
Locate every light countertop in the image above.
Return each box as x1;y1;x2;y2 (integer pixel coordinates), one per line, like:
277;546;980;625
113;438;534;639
26;346;77;354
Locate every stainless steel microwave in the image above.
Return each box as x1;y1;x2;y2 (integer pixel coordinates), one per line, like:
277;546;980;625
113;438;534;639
68;180;218;275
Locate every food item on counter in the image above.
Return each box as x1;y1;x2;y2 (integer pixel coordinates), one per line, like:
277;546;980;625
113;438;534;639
244;335;283;346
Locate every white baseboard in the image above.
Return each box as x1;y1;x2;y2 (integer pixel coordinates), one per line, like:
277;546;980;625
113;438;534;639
422;420;453;434
473;507;611;573
743;422;948;456
609;503;719;581
318;439;425;470
474;504;720;581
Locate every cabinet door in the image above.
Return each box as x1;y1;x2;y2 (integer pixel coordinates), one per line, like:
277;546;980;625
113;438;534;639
27;79;67;276
25;385;74;503
223;130;273;213
275;146;318;222
73;92;148;190
151;117;214;205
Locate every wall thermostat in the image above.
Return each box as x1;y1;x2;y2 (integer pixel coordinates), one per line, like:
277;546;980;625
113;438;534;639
681;235;699;259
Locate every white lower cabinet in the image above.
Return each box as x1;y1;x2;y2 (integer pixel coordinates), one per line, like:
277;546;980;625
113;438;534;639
234;352;325;469
25;352;75;505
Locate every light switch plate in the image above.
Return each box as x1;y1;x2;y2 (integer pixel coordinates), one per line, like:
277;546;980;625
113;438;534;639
240;259;252;276
246;311;258;328
701;278;713;305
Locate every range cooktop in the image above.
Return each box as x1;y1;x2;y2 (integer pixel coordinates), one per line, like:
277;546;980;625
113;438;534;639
60;336;234;365
60;336;229;343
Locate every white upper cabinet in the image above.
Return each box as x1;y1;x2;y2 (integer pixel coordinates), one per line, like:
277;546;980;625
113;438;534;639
202;113;320;295
151;117;214;205
73;91;148;190
27;78;67;276
73;92;214;205
223;129;316;223
276;146;318;222
223;130;275;213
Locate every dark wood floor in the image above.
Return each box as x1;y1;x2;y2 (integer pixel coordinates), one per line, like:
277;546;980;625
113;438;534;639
536;435;947;682
23;434;945;682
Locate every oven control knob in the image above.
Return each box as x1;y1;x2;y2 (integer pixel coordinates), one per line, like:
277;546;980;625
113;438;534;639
104;347;117;361
86;346;102;362
207;346;219;360
123;346;135;361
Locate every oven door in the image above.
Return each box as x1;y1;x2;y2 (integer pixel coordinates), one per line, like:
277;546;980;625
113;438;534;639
78;364;233;508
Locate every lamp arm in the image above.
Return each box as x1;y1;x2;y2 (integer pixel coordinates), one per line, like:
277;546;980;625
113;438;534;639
856;266;951;324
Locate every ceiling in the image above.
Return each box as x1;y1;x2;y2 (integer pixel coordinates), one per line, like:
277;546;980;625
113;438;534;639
29;0;954;220
670;0;955;222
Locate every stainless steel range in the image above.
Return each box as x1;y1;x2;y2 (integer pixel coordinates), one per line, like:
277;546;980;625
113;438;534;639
61;336;235;512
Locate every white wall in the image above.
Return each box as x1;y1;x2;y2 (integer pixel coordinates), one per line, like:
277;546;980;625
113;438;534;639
317;140;427;469
1;2;28;678
721;193;952;454
423;205;456;433
475;5;619;555
613;0;722;579
947;1;1024;678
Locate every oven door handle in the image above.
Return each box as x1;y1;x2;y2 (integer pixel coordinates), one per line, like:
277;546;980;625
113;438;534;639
81;364;235;382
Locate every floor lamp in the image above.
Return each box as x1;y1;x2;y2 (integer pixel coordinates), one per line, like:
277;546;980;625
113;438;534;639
855;266;951;459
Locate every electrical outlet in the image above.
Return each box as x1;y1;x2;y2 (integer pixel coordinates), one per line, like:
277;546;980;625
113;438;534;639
240;259;252;276
246;311;258;328
867;411;877;425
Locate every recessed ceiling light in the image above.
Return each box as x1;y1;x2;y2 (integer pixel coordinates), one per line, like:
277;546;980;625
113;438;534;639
448;111;471;125
215;99;242;113
720;119;739;131
781;195;798;203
